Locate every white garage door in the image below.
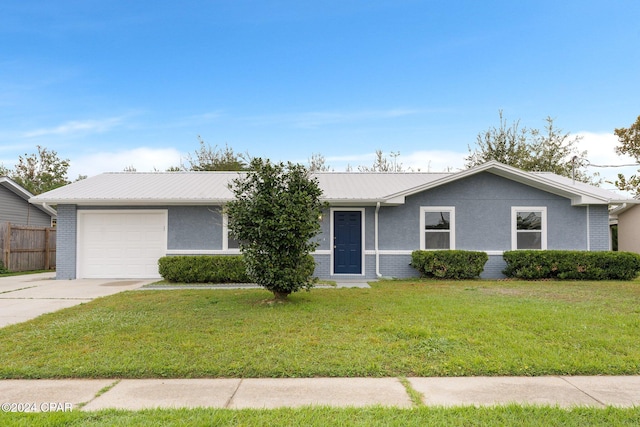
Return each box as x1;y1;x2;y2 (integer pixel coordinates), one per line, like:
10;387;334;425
78;210;167;279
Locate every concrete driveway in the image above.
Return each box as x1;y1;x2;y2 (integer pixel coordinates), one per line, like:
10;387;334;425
0;273;153;328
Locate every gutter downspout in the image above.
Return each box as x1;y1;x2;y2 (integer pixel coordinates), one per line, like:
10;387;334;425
375;202;382;278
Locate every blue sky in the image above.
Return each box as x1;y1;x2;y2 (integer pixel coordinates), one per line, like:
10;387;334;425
1;1;639;188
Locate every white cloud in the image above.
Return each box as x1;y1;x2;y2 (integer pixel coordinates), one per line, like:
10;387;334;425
68;147;183;178
22;116;126;138
576;132;638;189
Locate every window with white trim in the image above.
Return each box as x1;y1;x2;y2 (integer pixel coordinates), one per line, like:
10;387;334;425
511;207;547;250
420;207;455;250
222;213;240;251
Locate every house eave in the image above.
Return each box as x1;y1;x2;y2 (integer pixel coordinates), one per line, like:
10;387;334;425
609;200;640;218
383;161;617;206
322;198;389;207
29;198;231;207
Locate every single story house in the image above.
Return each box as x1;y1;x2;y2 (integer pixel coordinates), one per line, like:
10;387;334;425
1;176;57;227
29;161;633;280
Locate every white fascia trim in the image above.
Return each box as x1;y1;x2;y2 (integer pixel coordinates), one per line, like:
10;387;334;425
364;250;505;256
34;199;229;206
168;249;507;257
367;250;410;255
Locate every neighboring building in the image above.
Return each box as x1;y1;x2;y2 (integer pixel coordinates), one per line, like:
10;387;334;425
611;203;640;253
1;176;57;227
29;161;632;280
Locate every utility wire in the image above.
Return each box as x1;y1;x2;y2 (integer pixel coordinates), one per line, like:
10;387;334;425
584;161;639;168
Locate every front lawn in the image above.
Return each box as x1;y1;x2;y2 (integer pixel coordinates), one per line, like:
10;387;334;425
1;280;639;378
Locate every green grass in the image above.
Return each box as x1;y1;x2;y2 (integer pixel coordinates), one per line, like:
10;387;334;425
1;279;640;378
0;269;52;278
2;406;640;426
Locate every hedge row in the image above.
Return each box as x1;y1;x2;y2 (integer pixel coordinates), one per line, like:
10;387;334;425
158;255;251;283
410;250;488;279
502;250;640;280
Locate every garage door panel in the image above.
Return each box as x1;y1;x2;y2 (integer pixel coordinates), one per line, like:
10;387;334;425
78;211;167;279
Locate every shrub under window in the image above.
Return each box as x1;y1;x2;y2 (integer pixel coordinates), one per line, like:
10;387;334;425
502;250;640;280
411;250;488;279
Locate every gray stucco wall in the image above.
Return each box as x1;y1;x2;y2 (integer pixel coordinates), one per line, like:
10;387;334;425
378;172;590;252
168;206;223;250
0;186;53;227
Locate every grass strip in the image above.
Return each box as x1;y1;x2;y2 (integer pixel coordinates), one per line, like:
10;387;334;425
1;406;640;426
398;377;425;407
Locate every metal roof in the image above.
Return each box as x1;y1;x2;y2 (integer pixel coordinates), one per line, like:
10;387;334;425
29;162;631;207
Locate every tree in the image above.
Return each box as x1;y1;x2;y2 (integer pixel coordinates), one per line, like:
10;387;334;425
308;153;333;172
8;145;71;195
527;117;592;183
614;115;640;196
465;110;530;169
184;137;248;171
226;158;325;301
466;112;598;184
358;149;404;172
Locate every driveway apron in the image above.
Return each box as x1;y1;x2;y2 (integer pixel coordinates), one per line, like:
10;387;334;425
0;273;152;328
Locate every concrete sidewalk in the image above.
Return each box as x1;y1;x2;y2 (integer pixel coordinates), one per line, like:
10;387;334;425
1;376;640;412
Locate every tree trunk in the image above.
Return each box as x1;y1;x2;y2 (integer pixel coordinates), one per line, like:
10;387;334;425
272;290;290;301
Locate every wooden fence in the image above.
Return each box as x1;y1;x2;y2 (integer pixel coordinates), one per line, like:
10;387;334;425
0;222;56;272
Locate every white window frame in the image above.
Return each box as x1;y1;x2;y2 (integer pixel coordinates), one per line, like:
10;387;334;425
511;206;547;250
420;206;455;250
222;213;241;253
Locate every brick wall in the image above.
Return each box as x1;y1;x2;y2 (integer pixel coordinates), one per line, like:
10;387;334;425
589;205;610;251
55;204;76;280
481;255;507;279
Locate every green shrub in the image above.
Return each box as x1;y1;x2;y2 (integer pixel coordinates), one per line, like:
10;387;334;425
0;260;7;274
410;250;489;279
502;250;640;280
157;255;251;283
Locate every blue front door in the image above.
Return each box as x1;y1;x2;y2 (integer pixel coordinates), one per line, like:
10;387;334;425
334;211;362;274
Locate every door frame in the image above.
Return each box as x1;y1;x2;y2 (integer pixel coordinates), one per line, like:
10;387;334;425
330;208;365;275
